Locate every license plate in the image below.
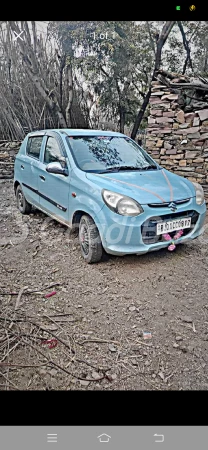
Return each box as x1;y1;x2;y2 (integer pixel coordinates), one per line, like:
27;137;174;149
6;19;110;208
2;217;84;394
156;217;191;235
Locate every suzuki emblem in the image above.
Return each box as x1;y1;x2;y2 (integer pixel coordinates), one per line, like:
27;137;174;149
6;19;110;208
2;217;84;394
168;202;177;212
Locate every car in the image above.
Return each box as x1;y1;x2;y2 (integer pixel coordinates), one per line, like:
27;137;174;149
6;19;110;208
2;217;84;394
14;129;206;263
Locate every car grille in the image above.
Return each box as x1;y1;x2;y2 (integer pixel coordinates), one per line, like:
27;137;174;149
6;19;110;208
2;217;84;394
148;198;190;208
141;210;199;245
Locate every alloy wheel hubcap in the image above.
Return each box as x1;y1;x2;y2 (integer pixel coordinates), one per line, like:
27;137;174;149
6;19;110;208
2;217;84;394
18;192;24;208
80;224;89;255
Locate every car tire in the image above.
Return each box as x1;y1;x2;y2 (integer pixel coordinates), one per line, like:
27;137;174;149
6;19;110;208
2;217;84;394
16;185;32;214
79;215;103;263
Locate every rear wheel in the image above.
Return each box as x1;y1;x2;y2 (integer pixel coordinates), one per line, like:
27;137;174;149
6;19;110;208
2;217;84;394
16;185;32;214
79;215;103;263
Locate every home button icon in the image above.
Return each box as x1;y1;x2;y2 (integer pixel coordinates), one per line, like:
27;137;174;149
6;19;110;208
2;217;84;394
97;434;111;443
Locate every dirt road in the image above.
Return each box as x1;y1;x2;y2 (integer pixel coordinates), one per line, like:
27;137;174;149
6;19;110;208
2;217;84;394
1;180;208;390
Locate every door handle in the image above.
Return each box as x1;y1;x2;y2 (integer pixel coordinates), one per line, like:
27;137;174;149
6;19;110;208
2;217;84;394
20;164;24;169
39;175;45;181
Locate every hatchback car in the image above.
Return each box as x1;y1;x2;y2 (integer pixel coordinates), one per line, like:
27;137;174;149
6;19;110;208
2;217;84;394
14;129;206;263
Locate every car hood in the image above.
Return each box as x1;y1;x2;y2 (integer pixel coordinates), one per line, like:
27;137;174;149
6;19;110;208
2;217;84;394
85;169;195;204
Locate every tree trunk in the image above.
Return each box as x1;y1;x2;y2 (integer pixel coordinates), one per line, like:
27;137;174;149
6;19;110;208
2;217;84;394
131;88;151;141
177;21;193;74
119;106;125;133
59;53;66;111
65;62;73;127
131;21;175;140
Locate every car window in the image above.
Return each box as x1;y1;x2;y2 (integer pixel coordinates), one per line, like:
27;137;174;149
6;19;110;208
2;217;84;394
27;136;43;159
44;137;66;167
66;136;156;172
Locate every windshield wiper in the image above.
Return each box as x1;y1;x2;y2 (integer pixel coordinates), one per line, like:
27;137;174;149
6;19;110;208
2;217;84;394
98;165;158;173
139;165;158;170
98;166;145;173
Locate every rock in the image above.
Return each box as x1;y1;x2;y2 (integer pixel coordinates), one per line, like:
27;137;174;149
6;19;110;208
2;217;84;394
187;132;201;139
144;361;150;366
158;371;165;380
92;371;101;380
149;97;163;104
50;369;58;376
159;129;172;134
153;102;171;109
129;306;136;312
176;110;185;123
184;112;195;122
163;111;175;117
170;154;183;159
131;359;138;366
39;369;47;375
0;153;9;158
111;373;117;380
196;109;208;121
174;126;199;135
161;94;179;100
166;149;177;154
193;118;200;126
179;160;187;166
156;139;163;147
185;151;199;159
164;142;172;150
194;158;204;163
156;117;174;123
80;380;90;386
150;109;163;116
173;343;179;348
43;324;58;331
109;344;117;352
181;315;192;323
199;133;208;140
148;117;156;124
151;91;166;96
179;124;190;128
175;336;183;341
160;311;165;316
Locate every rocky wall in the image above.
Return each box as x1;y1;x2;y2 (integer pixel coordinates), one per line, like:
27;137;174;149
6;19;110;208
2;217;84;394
146;81;208;201
0;141;22;179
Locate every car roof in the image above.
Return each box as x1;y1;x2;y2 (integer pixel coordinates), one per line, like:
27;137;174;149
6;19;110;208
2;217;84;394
27;129;126;137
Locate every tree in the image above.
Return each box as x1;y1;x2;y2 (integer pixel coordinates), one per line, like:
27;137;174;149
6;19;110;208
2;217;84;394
131;21;175;140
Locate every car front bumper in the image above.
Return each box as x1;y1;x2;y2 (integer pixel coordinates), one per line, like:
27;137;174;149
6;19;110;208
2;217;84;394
95;198;207;256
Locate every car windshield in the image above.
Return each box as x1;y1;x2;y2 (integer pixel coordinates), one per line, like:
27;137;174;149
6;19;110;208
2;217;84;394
66;135;159;172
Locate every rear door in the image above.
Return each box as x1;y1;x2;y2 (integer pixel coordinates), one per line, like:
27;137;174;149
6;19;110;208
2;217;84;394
20;134;45;207
37;132;70;224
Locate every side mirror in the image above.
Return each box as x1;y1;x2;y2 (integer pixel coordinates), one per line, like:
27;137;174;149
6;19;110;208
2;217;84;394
46;162;69;176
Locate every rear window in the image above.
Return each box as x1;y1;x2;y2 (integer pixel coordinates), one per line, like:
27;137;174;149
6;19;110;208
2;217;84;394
26;136;43;159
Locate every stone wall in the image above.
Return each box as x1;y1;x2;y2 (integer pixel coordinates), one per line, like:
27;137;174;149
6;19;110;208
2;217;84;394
145;80;208;201
0;141;21;179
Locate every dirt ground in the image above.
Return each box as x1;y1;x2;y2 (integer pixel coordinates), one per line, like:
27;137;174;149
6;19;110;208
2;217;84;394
1;180;208;390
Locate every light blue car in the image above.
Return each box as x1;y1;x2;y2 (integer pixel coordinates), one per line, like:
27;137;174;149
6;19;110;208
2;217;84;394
14;129;206;263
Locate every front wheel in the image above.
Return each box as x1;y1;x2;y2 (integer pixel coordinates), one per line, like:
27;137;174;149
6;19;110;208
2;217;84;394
16;185;32;214
79;215;103;263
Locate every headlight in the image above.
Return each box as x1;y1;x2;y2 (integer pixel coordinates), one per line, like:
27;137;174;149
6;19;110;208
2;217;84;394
192;182;205;205
102;189;144;216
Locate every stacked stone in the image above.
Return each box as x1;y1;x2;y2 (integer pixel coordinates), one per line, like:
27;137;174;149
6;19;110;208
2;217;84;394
0;141;21;179
146;80;208;201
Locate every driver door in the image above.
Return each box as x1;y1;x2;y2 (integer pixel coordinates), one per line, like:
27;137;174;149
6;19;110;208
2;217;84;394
37;133;70;225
